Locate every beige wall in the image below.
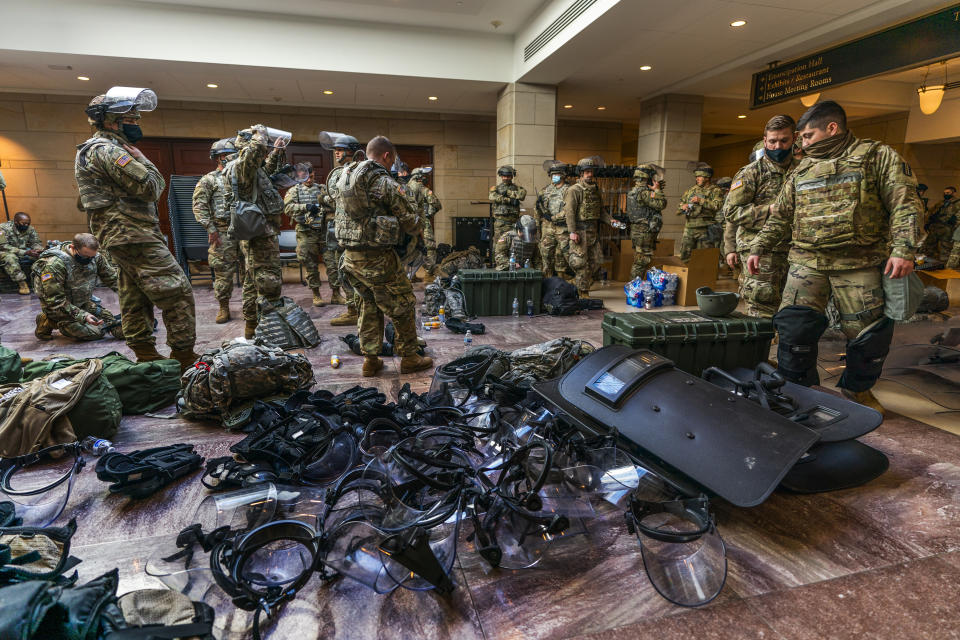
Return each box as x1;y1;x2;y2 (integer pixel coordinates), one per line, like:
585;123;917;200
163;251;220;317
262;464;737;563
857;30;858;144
0;91;498;245
557;119;634;166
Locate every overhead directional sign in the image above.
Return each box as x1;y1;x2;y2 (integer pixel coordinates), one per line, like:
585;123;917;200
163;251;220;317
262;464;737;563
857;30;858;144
751;6;960;108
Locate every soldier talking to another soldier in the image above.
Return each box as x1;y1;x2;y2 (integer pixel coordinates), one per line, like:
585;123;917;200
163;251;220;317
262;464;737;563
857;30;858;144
0;212;42;295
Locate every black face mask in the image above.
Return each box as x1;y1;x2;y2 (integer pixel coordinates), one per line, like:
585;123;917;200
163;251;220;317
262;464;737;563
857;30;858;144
944;193;953;201
15;224;29;233
73;252;94;265
121;123;143;143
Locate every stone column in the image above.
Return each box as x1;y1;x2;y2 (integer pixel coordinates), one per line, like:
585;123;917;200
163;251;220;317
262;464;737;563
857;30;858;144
636;94;704;249
496;83;557;211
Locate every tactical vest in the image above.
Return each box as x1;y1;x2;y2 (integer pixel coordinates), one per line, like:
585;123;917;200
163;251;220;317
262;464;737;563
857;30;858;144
509;234;536;265
791;139;884;251
626;185;660;229
75;137;158;224
206;170;230;222
220;160;284;220
574;182;603;222
33;244;98;310
291;183;324;229
493;184;523;219
332;160;399;249
539;184;567;225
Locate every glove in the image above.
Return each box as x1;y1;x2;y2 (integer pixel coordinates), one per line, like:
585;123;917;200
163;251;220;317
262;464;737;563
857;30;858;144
307;203;320;215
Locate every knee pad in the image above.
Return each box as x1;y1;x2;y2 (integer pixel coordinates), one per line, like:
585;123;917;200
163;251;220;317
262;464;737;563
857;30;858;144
773;305;828;386
838;317;894;392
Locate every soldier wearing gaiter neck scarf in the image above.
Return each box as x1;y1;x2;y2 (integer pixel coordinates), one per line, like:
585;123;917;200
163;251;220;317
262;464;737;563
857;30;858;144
747;100;923;414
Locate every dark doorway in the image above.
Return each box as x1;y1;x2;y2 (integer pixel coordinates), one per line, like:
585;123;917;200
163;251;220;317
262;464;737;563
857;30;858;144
397;145;434;186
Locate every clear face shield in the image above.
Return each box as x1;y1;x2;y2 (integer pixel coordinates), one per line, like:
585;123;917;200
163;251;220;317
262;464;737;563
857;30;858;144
263;127;291;149
104;86;157;113
0;442;85;527
519;215;538;244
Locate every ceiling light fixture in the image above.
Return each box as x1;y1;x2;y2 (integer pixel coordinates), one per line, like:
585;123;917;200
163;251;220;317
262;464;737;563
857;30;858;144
737;114;747;119
323;90;334;95
563;104;573;109
428;96;439;101
917;62;957;115
597;106;607;111
206;83;218;88
77;76;90;81
799;93;820;107
640;65;652;71
730;19;747;27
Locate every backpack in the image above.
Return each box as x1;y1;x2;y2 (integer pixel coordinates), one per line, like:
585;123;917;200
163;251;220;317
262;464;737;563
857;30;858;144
254;297;321;350
228;164;268;241
542;277;580;315
503;338;594;387
0;345;21;383
424;283;444;315
439;246;483;277
443;287;467;320
178;341;315;427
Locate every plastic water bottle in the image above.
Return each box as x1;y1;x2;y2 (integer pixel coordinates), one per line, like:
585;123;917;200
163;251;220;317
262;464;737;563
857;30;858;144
509;252;517;270
601;269;608;288
512;297;520;318
81;436;115;456
526;299;534;317
464;330;473;352
438;305;445;324
524;258;531;269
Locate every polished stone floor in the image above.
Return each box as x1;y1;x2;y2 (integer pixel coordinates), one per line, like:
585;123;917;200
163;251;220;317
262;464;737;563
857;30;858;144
1;280;959;640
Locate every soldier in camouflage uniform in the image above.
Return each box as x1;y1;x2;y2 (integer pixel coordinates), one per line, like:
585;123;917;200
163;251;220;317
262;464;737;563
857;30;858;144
495;215;539;270
334;136;433;377
75;88;198;370
33;232;122;341
626;164;666;280
405;167;442;276
677;163;725;261
565;157;621;295
223;124;287;339
284;162;327;307
325;133;365;325
945;224;960;270
723;114;799;318
0;212;42;295
193;138;240;323
534;162;567;278
489;166;527;268
748;100;923;412
920;186;958;261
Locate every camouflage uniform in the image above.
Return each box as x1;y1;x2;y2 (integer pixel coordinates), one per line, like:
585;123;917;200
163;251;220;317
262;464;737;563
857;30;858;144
192;168;239;302
722;153;798;317
284;181;325;289
406;179;442;273
535;182;567;277
335;160;422;357
74;130;196;351
564;179;606;294
494;230;537;270
625;183;666;280
327;163;357;315
222;133;285;323
920;197;959;261
32;242;121;341
489;182;527;267
945;223;960;270
0;220;41;284
751;132;923;391
318;188;341;291
677;182;724;261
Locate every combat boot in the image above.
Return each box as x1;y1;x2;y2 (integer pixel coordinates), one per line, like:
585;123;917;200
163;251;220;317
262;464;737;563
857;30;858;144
17;280;30;295
329;288;347;305
170;348;201;374
34;313;53;340
400;354;434;374
244;319;257;340
130;342;165;363
330;305;359;327
215;300;231;324
311;288;326;307
362;356;384;377
841;388;885;416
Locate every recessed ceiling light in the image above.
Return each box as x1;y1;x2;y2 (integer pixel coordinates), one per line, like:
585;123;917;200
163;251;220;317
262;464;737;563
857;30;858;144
563;104;573;109
323;90;334;95
596;106;606;111
737;114;747;119
730;19;747;27
639;65;652;71
206;83;218;88
77;76;90;81
428;96;439;101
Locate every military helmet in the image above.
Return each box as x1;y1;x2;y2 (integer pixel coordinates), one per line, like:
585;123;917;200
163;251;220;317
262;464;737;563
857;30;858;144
85;87;157;127
335;134;361;151
294;161;314;174
497;165;517;177
716;176;732;189
693;162;714;178
576;156;604;174
634;163;658;180
210;138;238;159
696;287;740;316
917;183;928;191
542;160;566;175
517;214;538;244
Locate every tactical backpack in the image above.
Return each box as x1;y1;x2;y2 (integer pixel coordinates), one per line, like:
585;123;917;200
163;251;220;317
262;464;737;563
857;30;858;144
424;283;444;315
254;297;321;350
177;341;315;427
438;246;483;277
227;164;268;241
0;346;21;384
542;277;580;315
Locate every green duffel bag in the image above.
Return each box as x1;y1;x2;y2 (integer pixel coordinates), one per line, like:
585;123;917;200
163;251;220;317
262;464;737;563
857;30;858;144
882;271;924;321
99;352;180;414
0;345;21;383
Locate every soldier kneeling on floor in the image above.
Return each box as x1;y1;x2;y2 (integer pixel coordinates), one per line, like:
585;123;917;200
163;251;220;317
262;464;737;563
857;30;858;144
33;232;123;341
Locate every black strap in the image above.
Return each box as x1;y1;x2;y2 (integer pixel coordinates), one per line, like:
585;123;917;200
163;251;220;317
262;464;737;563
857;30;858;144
105;623;214;639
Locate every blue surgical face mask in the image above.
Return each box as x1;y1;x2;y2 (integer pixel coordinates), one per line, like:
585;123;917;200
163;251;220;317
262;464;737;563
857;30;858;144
765;147;792;163
551;174;562;184
121;123;143;143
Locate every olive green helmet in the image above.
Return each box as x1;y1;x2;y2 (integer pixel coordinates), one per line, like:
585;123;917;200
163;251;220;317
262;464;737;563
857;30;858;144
716;176;732;190
497;165;517;177
696;287;740;316
209;138;238;160
693;162;714;178
634;163;659;180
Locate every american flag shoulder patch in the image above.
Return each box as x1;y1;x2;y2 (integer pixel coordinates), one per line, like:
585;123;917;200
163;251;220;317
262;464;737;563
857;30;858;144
730;179;744;191
41;272;53;281
115;154;133;167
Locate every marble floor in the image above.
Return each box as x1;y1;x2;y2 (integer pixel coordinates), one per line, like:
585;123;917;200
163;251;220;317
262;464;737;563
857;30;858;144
1;280;959;640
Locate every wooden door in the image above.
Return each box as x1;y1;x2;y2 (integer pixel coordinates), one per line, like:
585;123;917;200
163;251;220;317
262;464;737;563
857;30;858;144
397;145;434;187
136;139;177;248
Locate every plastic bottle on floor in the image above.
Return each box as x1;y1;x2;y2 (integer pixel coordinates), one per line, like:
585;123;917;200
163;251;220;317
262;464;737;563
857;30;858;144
512;297;519;318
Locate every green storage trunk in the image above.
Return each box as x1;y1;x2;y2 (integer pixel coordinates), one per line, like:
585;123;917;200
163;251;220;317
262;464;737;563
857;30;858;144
459;268;543;317
601;310;774;375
